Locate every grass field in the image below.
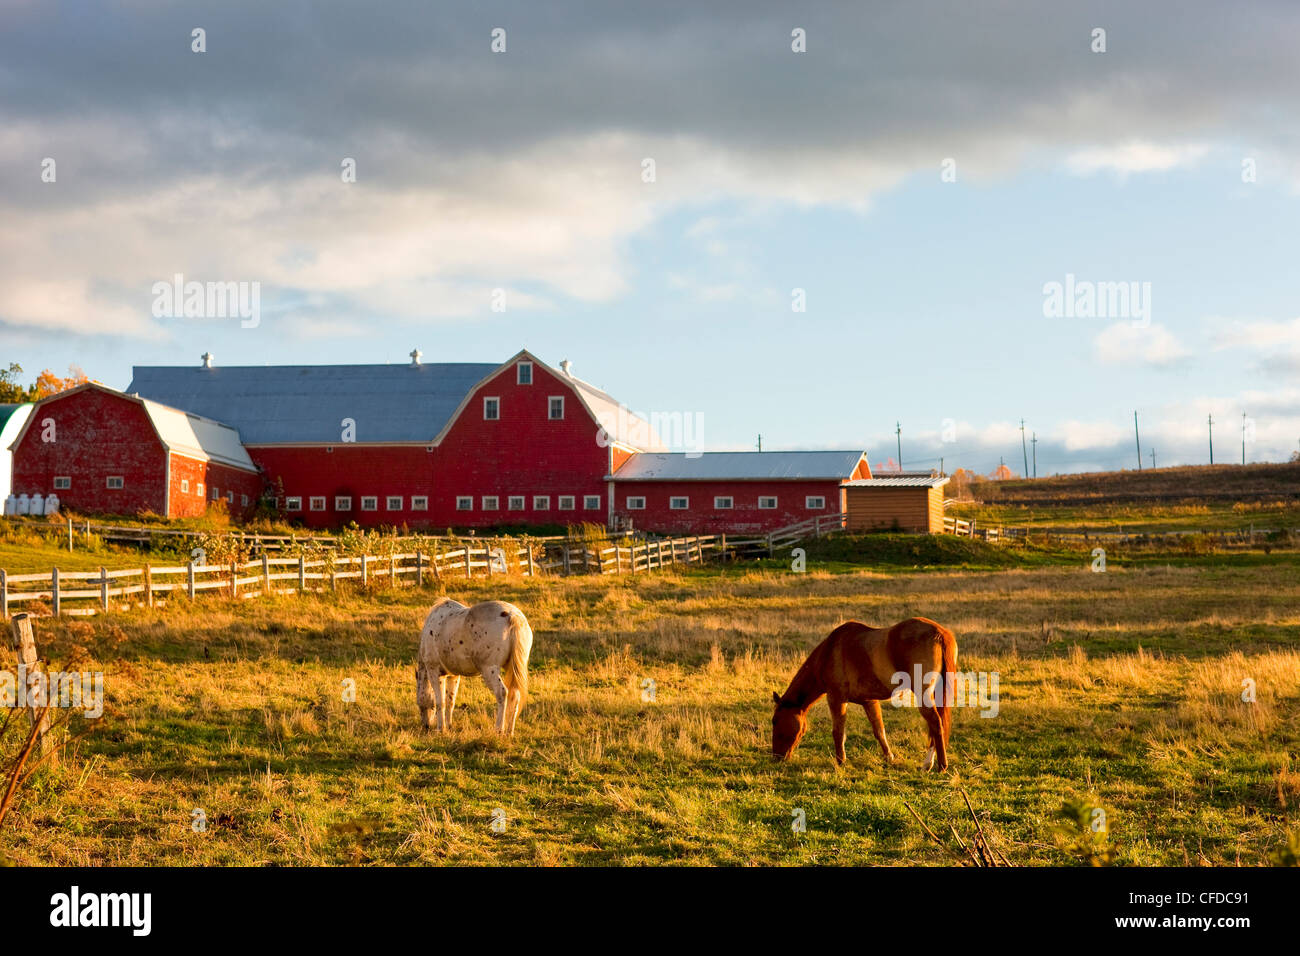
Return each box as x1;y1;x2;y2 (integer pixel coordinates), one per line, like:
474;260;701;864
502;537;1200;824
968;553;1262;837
3;549;1299;866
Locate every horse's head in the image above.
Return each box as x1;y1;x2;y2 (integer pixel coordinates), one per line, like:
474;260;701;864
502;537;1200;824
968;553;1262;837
771;691;807;760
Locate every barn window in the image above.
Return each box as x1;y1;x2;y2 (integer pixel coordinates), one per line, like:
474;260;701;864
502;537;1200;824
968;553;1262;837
241;494;249;507
558;495;575;510
456;496;473;511
387;496;403;511
626;496;645;510
226;491;235;504
714;496;733;510
177;478;188;493
533;495;550;510
805;495;826;509
210;486;219;500
54;476;71;490
507;495;525;511
196;483;204;497
361;496;378;511
310;496;326;511
106;476;124;490
411;496;428;511
517;361;533;385
285;496;303;512
483;396;500;420
335;496;353;511
758;496;778;509
548;396;565;420
670;496;689;510
481;496;499;511
583;495;602;510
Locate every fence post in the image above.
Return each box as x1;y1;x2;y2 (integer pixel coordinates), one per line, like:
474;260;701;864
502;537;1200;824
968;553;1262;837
299;556;307;592
526;547;534;577
52;567;61;616
144;564;153;608
9;613;54;767
563;545;571;577
262;553;270;595
416;551;424;586
487;547;494;578
390;553;396;584
186;561;195;601
230;560;238;599
68;516;73;552
361;555;369;588
465;548;473;580
0;569;6;619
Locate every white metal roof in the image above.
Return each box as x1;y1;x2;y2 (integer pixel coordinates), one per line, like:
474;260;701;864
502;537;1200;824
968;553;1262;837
141;399;257;471
612;450;868;481
844;476;950;488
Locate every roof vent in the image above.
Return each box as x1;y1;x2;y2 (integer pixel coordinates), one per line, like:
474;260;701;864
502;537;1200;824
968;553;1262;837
560;359;572;377
201;352;214;369
410;348;423;367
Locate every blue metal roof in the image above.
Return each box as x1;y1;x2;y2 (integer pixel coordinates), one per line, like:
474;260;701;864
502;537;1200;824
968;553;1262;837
127;363;498;444
612;450;867;481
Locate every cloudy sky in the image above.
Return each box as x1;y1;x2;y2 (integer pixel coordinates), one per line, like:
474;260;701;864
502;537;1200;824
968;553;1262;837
2;0;1299;474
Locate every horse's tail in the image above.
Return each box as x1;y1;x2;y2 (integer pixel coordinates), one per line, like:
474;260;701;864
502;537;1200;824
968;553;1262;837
936;626;957;743
504;608;531;707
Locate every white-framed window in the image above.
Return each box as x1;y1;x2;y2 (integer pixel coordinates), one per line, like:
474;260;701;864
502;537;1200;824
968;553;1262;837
533;495;550;510
335;496;352;511
806;495;826;509
106;476;124;489
481;495;499;511
626;496;645;510
758;496;778;509
196;482;204;497
516;361;532;385
310;496;326;511
241;494;249;507
456;496;473;511
226;490;235;504
387;495;403;511
285;496;303;512
584;495;602;510
558;495;575;510
548;396;565;420
411;496;428;511
181;479;191;494
210;486;219;500
670;496;689;510
54;476;71;490
483;396;500;420
507;495;525;511
714;496;733;509
361;496;378;511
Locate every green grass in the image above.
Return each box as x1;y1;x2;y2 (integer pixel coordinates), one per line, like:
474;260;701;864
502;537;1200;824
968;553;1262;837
3;557;1298;866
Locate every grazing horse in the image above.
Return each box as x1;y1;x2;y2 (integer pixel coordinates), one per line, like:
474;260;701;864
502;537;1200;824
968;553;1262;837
771;617;957;770
416;597;533;735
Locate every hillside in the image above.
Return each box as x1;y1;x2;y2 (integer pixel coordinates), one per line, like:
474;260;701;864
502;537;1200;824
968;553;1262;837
967;461;1300;507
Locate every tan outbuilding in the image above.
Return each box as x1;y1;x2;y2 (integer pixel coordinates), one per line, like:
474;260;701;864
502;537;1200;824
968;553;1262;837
841;475;950;534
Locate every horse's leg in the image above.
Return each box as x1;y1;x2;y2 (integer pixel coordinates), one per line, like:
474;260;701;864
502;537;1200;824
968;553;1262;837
920;705;947;771
480;665;508;733
432;669;447;732
863;699;895;765
503;687;522;736
444;676;461;729
416;663;435;730
827;694;848;766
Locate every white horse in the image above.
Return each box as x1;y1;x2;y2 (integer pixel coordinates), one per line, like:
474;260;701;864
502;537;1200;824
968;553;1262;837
416;597;533;735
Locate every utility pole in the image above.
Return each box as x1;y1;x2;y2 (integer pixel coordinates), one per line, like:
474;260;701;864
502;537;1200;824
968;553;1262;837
1242;412;1247;466
1208;414;1214;464
1133;411;1142;471
1031;432;1038;478
1150;448;1156;469
1019;419;1029;478
895;421;902;471
756;433;762;452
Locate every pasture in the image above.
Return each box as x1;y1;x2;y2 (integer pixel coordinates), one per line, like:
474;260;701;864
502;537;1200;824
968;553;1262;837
3;553;1299;866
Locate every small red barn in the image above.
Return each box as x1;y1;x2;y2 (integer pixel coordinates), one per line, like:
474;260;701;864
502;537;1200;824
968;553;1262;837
8;383;260;519
608;450;871;534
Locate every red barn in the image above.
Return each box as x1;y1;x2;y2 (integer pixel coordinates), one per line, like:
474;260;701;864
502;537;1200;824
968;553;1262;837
608;450;871;534
7;383;260;519
127;350;663;530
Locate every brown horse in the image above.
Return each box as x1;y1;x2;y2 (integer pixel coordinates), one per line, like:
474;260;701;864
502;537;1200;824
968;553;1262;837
771;617;957;770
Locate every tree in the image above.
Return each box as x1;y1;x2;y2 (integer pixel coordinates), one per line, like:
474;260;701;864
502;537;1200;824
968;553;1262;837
31;365;88;400
0;363;26;402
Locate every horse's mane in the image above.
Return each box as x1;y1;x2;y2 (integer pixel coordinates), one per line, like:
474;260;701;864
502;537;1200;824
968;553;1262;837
778;635;833;711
